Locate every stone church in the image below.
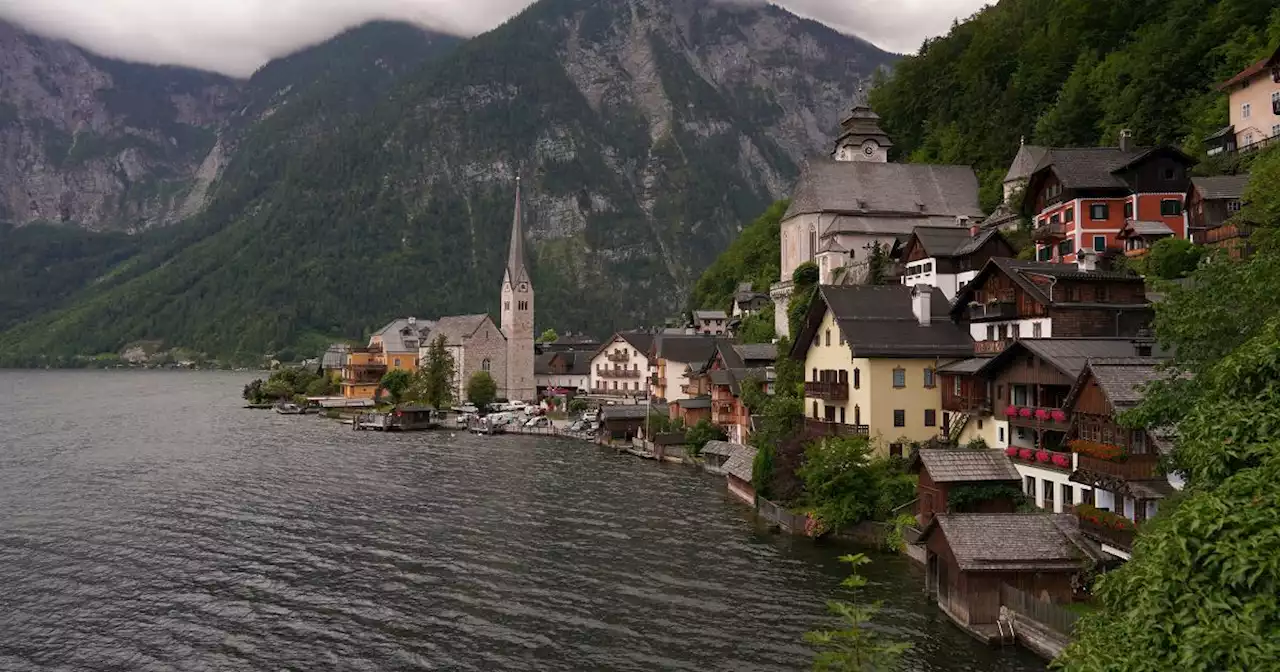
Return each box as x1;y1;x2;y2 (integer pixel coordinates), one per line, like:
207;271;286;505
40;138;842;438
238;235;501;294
770;104;985;338
500;178;537;402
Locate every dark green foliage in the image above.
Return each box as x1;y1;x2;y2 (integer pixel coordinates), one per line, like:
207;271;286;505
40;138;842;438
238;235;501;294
467;371;498;410
798;436;919;530
378;369;413;405
568;398;588;414
946;484;1028;512
792;261;820;288
1144;238;1205;280
242;367;325;404
869;1;1280;199
407;334;456;408
684;419;726;457
736;305;776;344
864;241;891;286
688;200;789;310
804;554;911;672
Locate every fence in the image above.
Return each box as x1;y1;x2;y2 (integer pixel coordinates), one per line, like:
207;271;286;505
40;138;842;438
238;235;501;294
756;498;811;535
999;584;1080;637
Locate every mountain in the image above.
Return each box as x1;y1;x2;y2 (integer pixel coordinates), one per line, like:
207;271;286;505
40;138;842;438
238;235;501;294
0;0;897;365
867;0;1280;210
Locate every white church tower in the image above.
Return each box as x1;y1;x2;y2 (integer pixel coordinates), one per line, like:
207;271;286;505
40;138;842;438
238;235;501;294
500;177;536;402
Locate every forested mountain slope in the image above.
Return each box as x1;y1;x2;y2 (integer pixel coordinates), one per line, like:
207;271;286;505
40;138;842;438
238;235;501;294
0;0;895;365
869;0;1280;209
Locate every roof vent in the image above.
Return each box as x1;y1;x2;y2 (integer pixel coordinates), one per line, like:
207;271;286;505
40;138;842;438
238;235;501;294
1077;251;1098;273
408;316;417;326
1119;129;1134;153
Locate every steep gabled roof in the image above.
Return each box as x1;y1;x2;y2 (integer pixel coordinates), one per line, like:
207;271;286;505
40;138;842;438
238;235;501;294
504;178;531;287
1217;44;1280;90
919;513;1105;572
1022;146;1197;211
978;339;1166;380
1063;357;1173;413
732;343;778;366
653;334;719;364
911;449;1021;483
906;226;976;258
792;285;973;360
429;314;493;345
785;160;983;220
1190;175;1250;201
950;257;1146;316
1003;144;1050;184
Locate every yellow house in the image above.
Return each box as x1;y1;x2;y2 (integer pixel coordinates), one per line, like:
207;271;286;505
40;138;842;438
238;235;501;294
341;317;429;399
792;284;974;456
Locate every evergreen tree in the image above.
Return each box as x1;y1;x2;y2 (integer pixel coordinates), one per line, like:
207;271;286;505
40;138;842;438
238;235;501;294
408;334;456;408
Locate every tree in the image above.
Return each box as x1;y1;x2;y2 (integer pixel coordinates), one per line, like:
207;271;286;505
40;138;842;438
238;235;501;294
466;371;498;410
408;334;456;408
1144;238;1204;280
805;553;911;671
737;305;776;344
537;328;559;343
864;241;891;286
684;418;726;456
797;436;881;530
378;369;413;406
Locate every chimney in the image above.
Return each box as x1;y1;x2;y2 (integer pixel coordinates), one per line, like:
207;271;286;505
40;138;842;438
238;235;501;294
1077;251;1098;273
911;284;932;327
969;223;981;238
407;316;416;326
1119;129;1134;153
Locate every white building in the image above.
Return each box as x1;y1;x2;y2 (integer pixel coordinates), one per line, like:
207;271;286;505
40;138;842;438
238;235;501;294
692;310;729;336
650;335;719;403
589;332;654;399
893;225;1015;301
771;104;984;338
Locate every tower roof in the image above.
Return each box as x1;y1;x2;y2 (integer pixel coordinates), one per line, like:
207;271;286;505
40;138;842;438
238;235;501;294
505;177;531;286
833;104;893;152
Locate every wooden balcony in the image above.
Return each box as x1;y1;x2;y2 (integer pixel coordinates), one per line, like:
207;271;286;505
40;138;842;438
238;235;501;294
1076;453;1161;481
598;368;641;379
943;393;990;414
803;418;870;439
967;301;1019;322
1078;516;1135;552
1032;222;1068;243
606;351;631;363
974;339;1012;355
1004;406;1071;431
804;381;849;402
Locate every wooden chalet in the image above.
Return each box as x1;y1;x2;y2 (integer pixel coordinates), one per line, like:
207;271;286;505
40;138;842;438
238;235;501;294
949;257;1152;356
894;225;1016;300
684;341;776;444
1062;358;1180;558
601;405;648;440
920;513;1105;632
910;450;1023;528
1187;175;1253;258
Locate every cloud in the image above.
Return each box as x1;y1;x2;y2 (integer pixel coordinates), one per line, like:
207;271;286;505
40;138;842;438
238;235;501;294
0;0;990;77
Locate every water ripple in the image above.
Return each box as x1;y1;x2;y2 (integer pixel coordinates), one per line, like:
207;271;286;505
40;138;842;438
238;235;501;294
0;371;1044;671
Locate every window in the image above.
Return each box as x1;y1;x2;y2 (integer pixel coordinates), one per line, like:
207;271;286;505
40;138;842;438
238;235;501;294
1228;200;1243;213
1244;132;1255;147
1043;479;1055;505
1162;167;1176;181
1065;207;1074;223
893;410;905;427
812;368;818;381
1025;476;1036;499
853;369;861;389
953;378;962;395
1090;203;1109;220
1093;235;1107;252
394;358;401;367
924;409;937;427
1082;488;1095;506
889;443;904;458
892;368;906;388
1050;213;1060;226
1058;239;1074;257
1242;102;1251;119
924;368;936;388
808;225;817;261
999;426;1006;443
977;419;984;430
812;401;819;418
1275;91;1280;111
1012;323;1021;339
839;330;845;345
1098;286;1110;302
1033;322;1042;338
824;329;830;347
1123;201;1134;219
1037;245;1052;262
839;407;845;423
986;325;996;340
854;405;861;425
1273;124;1280;139
1160;199;1183;216
482;358;491;372
612;381;618;390
1061;484;1074;507
504;302;510;310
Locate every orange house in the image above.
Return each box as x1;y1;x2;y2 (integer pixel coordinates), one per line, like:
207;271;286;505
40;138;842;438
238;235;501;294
341;317;428;399
1024;140;1195;263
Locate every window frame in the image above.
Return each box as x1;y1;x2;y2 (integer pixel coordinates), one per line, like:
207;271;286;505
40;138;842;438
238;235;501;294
923;368;936;389
893;409;906;427
924;409;937;427
1093;235;1107;252
1090;203;1109;220
892;368;906;389
1160;199;1183;216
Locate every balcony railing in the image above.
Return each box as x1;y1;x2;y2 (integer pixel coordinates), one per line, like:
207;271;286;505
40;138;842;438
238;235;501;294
804;381;850;401
1076;453;1161;481
943;393;991;413
974;339;1012;355
598;368;641;379
1204;223;1252;245
968;301;1019;322
1078;516;1135;552
1032;222;1068;242
803;418;870;439
606;351;630;363
1003;406;1070;431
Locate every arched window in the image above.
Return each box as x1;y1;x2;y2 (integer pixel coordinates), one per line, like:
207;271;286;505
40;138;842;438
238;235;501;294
812;367;818;382
808;225;817;261
853;368;861;389
481;359;491;372
812;401;819;418
854;405;862;425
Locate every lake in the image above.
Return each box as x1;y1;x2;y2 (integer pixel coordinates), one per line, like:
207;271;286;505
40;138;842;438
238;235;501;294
0;371;1045;671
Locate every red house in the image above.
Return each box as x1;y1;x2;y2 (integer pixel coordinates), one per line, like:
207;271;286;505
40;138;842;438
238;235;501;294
1023;138;1196;263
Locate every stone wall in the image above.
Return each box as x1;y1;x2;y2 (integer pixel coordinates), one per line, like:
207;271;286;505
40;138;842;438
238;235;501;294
460;320;508;404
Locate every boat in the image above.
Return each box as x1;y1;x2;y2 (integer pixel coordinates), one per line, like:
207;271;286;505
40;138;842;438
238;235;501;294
468;416;507;435
275;402;305;415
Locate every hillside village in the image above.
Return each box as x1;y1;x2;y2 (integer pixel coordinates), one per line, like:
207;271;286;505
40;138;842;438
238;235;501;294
295;43;1280;660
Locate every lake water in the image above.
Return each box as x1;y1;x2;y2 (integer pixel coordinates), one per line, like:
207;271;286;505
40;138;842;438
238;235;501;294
0;371;1045;671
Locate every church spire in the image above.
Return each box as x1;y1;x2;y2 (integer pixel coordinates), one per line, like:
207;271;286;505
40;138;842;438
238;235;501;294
505;176;531;287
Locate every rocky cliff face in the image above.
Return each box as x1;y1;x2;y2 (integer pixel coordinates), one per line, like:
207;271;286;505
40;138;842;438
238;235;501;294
0;0;898;363
0;21;239;230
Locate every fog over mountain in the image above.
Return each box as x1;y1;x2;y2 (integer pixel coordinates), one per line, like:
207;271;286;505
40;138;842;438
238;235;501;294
0;0;988;76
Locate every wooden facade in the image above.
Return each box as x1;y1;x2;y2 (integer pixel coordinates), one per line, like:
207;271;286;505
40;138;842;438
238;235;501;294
915;465;1019;528
940;374;990;413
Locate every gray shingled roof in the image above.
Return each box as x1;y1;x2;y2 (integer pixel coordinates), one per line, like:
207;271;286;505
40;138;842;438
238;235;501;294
805;285;973;359
654;335;720;364
823;214;965;237
429;314;492;345
1191;175;1250;200
1032;147;1148;190
602;405;649;421
785;160;983;221
937;357;990;374
925;514;1102;572
732;343;778;365
702;440;737;457
1086;358;1167;408
913;449;1021;483
979;203;1022;230
723;444;757;482
910;226;977;258
1121;221;1175;237
1003;144;1050;184
694;310;728;321
677;396;712;410
371;318;431;353
535;350;592;376
985;340;1166;379
953;257;1146;312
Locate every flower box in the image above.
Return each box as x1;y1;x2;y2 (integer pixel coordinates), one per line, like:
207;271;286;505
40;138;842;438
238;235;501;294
1005;446;1019;457
1018;448;1034;461
1050;409;1067;422
1019;407;1033;418
1069;439;1127;462
1051;453;1071;468
1035;450;1051;463
1034;408;1049;420
1005;406;1018;417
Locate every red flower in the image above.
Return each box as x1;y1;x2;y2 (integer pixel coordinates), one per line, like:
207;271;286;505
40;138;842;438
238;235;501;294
1018;448;1034;461
1051;409;1067;422
1034;408;1049;421
1005;406;1018;417
1036;450;1051;463
1052;453;1071;468
1005;446;1019;457
1019;407;1033;418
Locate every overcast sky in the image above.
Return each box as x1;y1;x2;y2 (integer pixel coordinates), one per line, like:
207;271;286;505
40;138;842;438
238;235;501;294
0;0;990;77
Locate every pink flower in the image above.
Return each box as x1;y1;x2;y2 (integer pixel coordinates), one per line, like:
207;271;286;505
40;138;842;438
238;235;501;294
1018;448;1034;461
1052;454;1071;468
1019;408;1033;418
1035;408;1049;421
1051;409;1067;422
1005;446;1019;457
1036;450;1051;463
1005;406;1018;417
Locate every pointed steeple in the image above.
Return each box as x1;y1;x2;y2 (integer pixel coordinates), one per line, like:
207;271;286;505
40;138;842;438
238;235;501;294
505;176;531;287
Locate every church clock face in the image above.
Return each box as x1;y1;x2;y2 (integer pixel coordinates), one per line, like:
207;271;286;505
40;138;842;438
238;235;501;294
518;282;528;292
862;141;876;156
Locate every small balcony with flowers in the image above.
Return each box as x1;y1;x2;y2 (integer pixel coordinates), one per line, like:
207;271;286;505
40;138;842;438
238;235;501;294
1071;503;1137;553
1067;438;1172;523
